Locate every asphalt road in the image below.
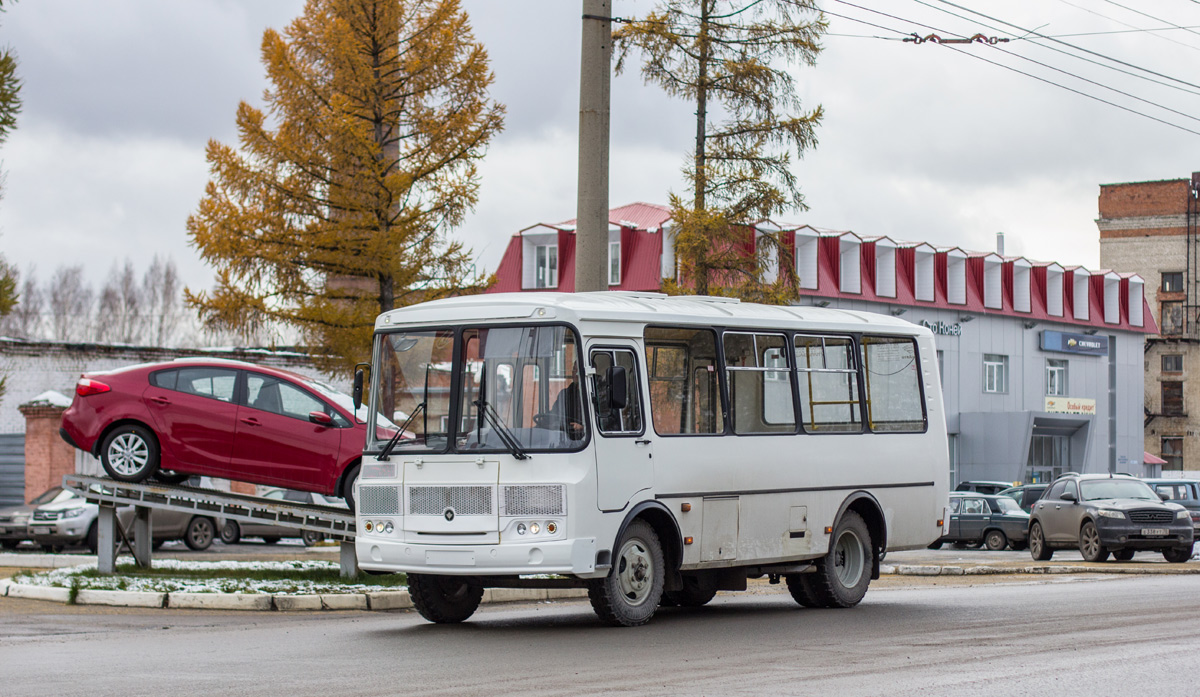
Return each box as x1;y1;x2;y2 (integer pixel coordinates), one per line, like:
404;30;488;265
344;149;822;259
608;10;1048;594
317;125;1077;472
3;572;1198;697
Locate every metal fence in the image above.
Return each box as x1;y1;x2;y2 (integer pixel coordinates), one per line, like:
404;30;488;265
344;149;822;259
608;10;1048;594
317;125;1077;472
0;433;25;506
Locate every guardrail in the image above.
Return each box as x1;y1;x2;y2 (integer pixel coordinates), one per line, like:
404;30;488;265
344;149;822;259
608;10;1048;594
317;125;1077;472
62;475;359;577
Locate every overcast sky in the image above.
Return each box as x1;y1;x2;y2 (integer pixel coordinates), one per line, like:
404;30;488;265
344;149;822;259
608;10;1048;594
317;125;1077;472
2;0;1199;293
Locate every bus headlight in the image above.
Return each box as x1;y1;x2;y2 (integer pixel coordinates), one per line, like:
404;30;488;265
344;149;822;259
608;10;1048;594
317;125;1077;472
516;523;526;535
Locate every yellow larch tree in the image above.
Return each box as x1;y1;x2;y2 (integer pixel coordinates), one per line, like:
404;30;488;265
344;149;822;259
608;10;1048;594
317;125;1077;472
187;0;504;373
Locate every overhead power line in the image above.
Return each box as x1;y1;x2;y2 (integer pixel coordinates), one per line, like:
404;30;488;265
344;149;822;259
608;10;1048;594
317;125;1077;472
824;0;1200;137
1057;0;1200;53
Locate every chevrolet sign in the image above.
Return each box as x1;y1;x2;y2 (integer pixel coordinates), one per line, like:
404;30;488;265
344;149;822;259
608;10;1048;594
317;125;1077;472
1040;330;1108;356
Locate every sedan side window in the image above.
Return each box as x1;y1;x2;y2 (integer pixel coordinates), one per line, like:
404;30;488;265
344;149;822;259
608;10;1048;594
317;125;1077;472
246;373;330;422
173;367;237;402
962;498;985;515
949;498;961;514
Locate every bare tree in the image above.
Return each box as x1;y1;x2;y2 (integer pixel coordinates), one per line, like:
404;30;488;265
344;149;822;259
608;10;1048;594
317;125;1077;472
142;255;181;347
97;260;143;344
0;266;41;338
48;265;93;342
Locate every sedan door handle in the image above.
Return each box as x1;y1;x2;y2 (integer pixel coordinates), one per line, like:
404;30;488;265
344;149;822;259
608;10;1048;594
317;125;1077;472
240;417;261;427
148;396;171;406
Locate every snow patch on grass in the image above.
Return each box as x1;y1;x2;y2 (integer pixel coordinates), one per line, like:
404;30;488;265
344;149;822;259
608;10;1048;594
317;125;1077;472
11;558;407;595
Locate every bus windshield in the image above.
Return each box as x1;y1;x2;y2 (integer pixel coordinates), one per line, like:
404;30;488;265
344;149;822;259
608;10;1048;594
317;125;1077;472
369;325;586;453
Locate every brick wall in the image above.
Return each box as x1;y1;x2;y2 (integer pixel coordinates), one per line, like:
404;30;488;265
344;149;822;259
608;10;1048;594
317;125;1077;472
18;402;76;503
1099;235;1185;329
1099;179;1189;220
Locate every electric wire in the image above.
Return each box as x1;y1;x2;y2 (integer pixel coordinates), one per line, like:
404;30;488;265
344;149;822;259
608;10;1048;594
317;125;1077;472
914;0;1200;96
825;0;1200;137
934;0;1200;91
1057;0;1200;53
1099;0;1200;39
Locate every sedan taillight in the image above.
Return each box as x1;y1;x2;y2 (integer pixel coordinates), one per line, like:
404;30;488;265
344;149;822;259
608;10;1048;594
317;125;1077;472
76;378;111;397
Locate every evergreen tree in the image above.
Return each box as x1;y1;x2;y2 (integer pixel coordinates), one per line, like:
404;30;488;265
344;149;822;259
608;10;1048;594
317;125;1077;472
615;0;825;300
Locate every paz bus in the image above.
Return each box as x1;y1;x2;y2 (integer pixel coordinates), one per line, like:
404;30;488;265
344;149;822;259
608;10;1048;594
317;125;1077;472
352;292;949;626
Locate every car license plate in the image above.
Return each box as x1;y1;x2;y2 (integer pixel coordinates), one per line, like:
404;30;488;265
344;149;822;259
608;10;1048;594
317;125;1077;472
32;526;52;535
1141;528;1169;537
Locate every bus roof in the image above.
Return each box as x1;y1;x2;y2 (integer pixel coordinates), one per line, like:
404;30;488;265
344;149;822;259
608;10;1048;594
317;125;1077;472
376;292;926;336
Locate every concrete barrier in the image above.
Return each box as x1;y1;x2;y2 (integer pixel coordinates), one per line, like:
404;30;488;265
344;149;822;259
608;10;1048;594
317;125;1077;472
168;592;273;611
7;583;71;602
274;595;323;611
76;589;166;608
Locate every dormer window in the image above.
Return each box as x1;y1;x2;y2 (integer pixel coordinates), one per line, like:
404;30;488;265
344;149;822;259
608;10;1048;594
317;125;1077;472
536;244;558;289
609;239;621;285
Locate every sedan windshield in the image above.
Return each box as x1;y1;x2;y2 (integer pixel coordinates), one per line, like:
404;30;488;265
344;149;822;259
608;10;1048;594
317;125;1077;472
1080;479;1158;501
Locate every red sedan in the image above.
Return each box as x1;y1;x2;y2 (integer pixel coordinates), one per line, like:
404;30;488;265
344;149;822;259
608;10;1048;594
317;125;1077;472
60;359;367;510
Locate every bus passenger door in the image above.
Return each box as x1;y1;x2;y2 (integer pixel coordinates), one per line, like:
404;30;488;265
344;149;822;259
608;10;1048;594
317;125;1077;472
588;346;653;511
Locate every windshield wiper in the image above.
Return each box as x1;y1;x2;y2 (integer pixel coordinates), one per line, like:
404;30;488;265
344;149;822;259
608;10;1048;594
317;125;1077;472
378;402;424;461
473;397;529;460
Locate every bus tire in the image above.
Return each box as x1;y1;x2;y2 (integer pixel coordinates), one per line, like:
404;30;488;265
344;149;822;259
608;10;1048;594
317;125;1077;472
408;573;484;623
663;573;718;607
588;519;665;626
784;574;822;608
806;510;872;608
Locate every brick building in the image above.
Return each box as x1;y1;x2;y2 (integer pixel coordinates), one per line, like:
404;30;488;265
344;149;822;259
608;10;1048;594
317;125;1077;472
1098;174;1200;475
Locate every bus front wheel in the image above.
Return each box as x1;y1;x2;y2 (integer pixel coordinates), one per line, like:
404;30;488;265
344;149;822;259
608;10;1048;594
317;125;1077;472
408;574;484;623
588;520;665;626
800;510;873;608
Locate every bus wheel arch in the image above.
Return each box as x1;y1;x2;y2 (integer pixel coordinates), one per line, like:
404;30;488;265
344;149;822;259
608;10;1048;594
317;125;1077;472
610;502;683;589
834;492;887;581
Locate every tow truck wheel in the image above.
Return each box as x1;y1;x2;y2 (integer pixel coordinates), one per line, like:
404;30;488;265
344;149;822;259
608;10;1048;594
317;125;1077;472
408;573;484;623
588;519;665;626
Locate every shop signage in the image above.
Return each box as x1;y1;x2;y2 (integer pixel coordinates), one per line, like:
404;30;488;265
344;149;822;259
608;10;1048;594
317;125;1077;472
1044;397;1096;415
1040;330;1108;356
919;319;962;337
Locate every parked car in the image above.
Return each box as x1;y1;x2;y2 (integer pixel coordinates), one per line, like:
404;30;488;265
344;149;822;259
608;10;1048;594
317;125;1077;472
219;488;345;547
59;358;372;511
929;492;1029;551
0;486;70;549
27;485;220;553
997;483;1048;513
955;481;1016;496
1028;473;1195;563
1143;478;1200;537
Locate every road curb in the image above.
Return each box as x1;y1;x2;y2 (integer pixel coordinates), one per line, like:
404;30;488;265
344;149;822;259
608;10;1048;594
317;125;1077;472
881;563;1200;576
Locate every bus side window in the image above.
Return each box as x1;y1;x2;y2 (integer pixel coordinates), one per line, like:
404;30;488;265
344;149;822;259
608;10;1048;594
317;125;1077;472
645;327;724;435
795;335;862;433
589;348;644;435
860;335;927;433
723;332;795;434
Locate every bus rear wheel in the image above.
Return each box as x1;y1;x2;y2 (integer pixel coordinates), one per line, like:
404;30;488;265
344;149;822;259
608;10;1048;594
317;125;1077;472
588;520;665;626
803;511;873;608
408;574;484;623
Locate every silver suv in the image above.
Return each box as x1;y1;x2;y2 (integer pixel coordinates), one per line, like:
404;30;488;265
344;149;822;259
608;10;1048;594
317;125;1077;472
28;485;219;553
1028;473;1194;563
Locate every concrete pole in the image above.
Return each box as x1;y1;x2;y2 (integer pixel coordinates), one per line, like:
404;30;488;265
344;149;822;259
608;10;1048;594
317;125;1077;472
576;0;612;293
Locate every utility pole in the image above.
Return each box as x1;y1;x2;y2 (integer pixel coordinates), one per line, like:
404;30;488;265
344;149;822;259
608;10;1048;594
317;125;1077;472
576;0;612;293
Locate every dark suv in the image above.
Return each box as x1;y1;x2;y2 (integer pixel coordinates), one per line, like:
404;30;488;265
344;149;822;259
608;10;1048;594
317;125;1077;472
1028;473;1195;563
998;484;1048;513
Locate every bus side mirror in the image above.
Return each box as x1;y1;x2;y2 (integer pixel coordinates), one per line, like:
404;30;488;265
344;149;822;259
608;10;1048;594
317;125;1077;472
607;365;628;410
352;368;365;412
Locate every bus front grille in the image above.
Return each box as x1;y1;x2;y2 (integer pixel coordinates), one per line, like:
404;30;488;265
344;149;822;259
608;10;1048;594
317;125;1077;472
359;485;401;516
408;486;493;516
500;485;566;516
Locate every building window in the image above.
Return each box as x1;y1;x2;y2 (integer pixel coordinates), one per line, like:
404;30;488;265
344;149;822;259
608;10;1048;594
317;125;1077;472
1046;359;1068;396
937;350;944;386
1163;355;1184;373
1162;436;1183;470
535;244;558;289
983;354;1008;394
1163;381;1184;416
1161;300;1184;335
1162;272;1184;293
609;240;621;286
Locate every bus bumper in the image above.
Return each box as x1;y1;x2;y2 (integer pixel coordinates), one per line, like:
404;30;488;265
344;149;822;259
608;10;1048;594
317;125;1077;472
356;536;599;577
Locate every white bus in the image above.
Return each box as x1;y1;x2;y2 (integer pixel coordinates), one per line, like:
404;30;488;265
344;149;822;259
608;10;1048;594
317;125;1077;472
353;292;949;626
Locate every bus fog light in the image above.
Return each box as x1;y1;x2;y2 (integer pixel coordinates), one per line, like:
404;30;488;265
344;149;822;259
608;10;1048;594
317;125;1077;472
530;523;540;535
364;521;374;532
546;521;557;534
516;523;526;535
383;522;394;533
